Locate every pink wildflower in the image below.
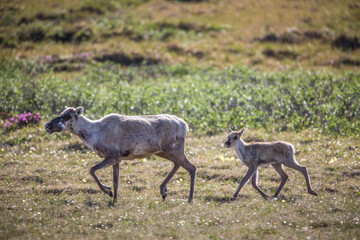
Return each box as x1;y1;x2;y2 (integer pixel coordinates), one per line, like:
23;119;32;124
4;122;12;127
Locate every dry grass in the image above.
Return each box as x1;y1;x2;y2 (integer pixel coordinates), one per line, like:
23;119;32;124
1;0;359;71
1;125;359;239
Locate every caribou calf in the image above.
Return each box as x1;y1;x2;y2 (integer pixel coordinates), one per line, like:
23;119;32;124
45;107;196;203
225;128;318;200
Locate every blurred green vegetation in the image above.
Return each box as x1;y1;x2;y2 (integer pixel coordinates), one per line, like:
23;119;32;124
1;60;359;135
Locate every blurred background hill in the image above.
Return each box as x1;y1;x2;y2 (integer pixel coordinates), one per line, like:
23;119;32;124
1;0;359;71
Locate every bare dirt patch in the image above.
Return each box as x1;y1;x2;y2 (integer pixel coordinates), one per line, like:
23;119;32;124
262;49;298;60
332;35;360;51
253;28;326;44
167;43;205;59
94;52;161;66
37;53;89;72
157;21;220;32
318;57;360;67
20;175;44;184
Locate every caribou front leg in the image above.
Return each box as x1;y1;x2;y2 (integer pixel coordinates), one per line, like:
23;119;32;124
90;157;119;198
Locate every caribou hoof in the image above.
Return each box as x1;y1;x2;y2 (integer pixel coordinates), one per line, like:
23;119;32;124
309;190;318;196
102;186;113;197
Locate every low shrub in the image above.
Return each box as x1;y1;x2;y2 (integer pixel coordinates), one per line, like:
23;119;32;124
0;61;359;135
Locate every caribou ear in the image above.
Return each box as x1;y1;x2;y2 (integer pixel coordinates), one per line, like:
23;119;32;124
75;106;84;116
237;128;245;137
229;128;233;133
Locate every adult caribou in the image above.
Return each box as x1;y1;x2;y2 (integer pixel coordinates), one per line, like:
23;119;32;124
45;107;196;203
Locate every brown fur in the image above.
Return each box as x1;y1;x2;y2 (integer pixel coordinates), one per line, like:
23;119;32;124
45;107;196;203
225;128;317;200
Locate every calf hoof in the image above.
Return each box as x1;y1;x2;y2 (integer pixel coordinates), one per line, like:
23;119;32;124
309;190;318;196
161;193;167;201
231;195;238;201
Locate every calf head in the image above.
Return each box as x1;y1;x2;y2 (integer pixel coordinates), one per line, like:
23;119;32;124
224;128;244;148
45;106;84;134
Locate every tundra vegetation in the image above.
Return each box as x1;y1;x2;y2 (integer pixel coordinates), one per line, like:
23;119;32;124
0;0;360;239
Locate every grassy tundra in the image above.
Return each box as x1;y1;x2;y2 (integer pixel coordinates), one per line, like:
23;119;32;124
1;63;359;239
1;0;360;239
0;126;359;239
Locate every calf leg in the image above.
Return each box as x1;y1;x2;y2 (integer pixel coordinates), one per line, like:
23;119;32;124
284;158;318;196
113;163;120;203
232;166;257;200
272;163;288;198
90;157;118;198
251;169;269;198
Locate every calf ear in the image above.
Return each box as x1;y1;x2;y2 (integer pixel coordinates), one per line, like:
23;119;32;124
238;128;245;137
228;128;233;133
75;106;84;116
